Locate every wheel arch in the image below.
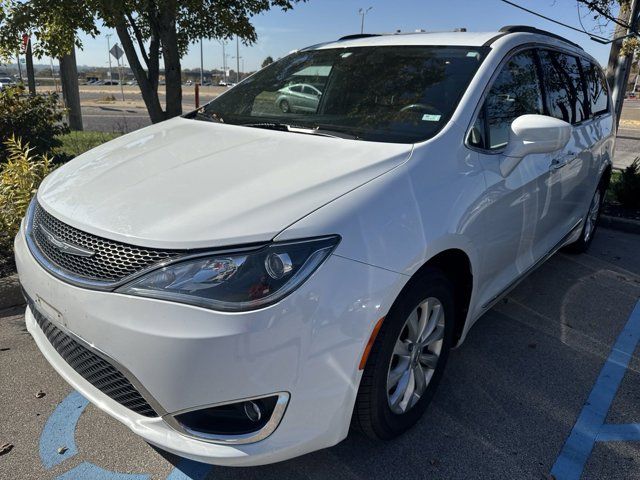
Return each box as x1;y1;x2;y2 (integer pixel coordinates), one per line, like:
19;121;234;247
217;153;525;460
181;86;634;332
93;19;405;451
405;248;474;347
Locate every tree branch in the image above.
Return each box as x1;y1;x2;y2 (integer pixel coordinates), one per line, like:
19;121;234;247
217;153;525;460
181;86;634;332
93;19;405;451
124;12;150;68
577;0;632;30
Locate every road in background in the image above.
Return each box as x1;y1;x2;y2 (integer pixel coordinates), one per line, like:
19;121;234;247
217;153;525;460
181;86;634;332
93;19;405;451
49;85;640;172
2;227;640;479
617;98;640;170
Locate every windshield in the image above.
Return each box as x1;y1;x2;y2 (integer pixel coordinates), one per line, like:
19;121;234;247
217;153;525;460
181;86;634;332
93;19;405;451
198;45;489;143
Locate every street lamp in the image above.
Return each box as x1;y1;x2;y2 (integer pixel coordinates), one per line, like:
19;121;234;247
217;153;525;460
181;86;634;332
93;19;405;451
358;7;373;34
199;38;204;85
105;33;113;81
218;39;228;84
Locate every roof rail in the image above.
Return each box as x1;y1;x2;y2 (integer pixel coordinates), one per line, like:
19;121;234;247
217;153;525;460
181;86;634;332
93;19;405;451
338;33;382;41
498;25;583;50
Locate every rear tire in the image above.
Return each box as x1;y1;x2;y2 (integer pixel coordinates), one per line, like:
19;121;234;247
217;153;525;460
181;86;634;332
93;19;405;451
564;180;606;254
352;268;455;440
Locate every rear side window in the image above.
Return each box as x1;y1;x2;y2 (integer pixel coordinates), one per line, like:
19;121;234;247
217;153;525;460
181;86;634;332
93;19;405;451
538;50;588;124
471;50;544;150
585;62;610;116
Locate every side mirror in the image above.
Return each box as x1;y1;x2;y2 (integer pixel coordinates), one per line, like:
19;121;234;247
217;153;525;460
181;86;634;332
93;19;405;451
501;114;571;176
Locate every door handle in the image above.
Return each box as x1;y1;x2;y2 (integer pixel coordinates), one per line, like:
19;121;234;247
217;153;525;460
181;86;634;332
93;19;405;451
550;157;567;170
550;152;577;171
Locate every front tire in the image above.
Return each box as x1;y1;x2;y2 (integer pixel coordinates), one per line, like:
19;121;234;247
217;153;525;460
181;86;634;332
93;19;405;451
279;99;290;113
353;268;455;440
565;181;605;253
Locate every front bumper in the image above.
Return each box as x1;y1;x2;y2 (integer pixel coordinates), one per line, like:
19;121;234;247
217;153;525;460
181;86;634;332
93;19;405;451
15;228;404;466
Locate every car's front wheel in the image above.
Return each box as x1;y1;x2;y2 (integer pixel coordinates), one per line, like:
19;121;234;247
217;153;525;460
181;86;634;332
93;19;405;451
279;99;291;113
352;268;455;439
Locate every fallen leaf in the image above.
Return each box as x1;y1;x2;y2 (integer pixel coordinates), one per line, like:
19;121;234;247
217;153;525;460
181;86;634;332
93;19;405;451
57;446;68;455
0;443;13;456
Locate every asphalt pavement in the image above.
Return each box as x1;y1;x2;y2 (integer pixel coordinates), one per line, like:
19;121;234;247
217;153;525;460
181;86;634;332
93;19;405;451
1;227;640;479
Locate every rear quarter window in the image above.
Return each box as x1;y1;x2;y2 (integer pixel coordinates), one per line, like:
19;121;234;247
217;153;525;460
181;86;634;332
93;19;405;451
585;61;610;116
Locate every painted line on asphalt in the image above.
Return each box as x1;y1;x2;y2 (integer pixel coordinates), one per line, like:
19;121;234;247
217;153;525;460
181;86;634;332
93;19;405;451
551;299;640;480
166;458;214;480
40;389;214;479
55;462;150;480
40;390;89;469
596;423;640;442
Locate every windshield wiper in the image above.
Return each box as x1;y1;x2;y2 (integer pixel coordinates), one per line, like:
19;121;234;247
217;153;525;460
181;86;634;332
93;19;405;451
192;110;225;123
238;122;359;140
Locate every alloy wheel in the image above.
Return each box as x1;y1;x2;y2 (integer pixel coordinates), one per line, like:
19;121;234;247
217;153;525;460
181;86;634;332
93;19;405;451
584;189;601;242
386;297;445;414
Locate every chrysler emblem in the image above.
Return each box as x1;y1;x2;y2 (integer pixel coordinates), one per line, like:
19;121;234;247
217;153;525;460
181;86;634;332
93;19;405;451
39;225;95;257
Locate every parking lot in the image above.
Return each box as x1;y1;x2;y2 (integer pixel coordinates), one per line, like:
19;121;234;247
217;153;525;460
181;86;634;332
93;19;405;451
1;227;639;479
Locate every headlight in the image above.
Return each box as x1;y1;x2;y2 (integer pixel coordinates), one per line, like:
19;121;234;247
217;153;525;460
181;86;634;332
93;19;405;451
116;236;339;311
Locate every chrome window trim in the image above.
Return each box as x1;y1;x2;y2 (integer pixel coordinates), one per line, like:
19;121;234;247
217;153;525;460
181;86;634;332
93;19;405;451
24;198;267;292
464;42;611;155
163;392;290;445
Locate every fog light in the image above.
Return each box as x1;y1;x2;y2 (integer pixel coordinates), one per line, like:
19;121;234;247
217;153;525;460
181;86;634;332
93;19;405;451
244;400;262;422
172;393;289;442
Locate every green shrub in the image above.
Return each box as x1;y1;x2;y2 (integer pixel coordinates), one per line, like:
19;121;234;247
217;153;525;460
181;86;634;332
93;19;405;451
0;136;53;249
0;85;68;163
55;131;121;159
612;158;640;210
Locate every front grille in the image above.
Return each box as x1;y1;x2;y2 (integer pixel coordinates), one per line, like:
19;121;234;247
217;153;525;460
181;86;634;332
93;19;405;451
29;300;158;417
29;201;182;283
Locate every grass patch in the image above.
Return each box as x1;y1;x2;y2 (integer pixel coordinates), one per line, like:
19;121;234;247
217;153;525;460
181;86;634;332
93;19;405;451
55;131;121;159
605;170;621;203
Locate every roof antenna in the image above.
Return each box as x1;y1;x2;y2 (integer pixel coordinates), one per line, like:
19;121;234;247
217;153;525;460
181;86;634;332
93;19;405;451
453;27;467;32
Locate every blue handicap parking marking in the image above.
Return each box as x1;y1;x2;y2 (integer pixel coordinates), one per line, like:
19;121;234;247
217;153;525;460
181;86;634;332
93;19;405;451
166;458;214;480
55;462;150;480
39;390;213;479
40;391;89;469
551;299;640;480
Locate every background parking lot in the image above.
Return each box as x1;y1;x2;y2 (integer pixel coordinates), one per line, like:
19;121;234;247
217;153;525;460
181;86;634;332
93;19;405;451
1;227;640;479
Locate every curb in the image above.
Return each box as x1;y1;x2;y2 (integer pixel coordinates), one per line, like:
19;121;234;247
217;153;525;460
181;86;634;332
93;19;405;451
600;214;640;235
0;274;24;310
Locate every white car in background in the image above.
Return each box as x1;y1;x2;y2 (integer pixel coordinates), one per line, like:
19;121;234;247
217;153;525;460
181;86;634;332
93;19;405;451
275;83;323;113
16;26;614;466
0;77;14;89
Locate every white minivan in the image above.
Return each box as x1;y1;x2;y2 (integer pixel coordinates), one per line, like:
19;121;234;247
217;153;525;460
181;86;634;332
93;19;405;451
16;26;614;466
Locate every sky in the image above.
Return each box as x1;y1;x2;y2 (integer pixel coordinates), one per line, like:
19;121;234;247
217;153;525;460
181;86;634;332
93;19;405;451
71;0;618;72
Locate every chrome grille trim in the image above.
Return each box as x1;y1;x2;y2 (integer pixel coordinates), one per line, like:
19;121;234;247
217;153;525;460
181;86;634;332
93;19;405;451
27;200;183;288
27;295;161;418
24;198;268;291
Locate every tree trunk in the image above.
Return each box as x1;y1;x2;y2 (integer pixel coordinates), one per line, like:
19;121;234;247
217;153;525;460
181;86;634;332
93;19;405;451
606;0;640;127
114;20;165;123
59;47;83;131
25;39;36;95
159;11;183;118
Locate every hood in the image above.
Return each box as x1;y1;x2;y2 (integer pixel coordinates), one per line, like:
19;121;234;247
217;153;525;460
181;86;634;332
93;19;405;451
38;117;412;249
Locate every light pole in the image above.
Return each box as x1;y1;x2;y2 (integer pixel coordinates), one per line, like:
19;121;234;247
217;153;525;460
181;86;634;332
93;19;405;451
235;36;241;83
106;33;113;81
199;38;204;85
358;7;373;34
16;52;22;81
218;40;227;84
